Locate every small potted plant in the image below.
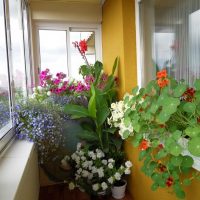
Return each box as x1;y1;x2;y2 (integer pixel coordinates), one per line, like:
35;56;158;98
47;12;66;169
111;160;132;199
62;143;132;199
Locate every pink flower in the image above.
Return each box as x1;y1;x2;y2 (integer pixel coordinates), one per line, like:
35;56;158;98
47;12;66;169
84;75;94;85
53;79;61;85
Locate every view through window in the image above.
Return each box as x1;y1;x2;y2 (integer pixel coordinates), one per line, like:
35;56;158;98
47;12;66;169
39;29;96;80
138;0;200;86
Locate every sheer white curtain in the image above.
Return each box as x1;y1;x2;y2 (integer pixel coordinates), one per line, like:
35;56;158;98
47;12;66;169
138;0;200;86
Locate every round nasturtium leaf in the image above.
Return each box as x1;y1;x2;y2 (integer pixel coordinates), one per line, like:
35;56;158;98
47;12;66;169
188;137;200;156
185;127;200;138
171;155;183;166
173;84;187;97
183;102;196;113
169;144;182;156
182;156;194;168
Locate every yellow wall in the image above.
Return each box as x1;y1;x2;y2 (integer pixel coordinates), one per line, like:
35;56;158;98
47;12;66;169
102;0;137;98
102;1;200;200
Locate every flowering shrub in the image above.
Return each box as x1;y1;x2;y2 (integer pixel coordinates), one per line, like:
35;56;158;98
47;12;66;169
64;143;132;195
14;100;65;163
109;69;200;199
32;69;90;101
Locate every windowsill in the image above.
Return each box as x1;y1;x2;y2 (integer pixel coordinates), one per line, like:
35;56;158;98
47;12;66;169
0;139;39;200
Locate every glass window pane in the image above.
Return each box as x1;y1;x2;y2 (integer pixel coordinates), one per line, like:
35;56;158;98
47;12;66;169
139;0;200;86
8;0;27;98
22;1;32;93
39;30;68;76
70;31;96;80
0;0;11;135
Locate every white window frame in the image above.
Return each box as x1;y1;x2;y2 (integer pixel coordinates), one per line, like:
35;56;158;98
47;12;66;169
0;0;32;153
34;21;102;82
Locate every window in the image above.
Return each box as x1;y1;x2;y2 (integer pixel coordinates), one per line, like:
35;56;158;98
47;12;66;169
137;0;200;87
0;0;31;151
36;23;101;81
39;30;68;76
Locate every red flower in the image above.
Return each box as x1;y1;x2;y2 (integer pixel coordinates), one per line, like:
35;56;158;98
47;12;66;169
158;144;164;149
79;39;87;54
182;88;195;102
159;164;166;172
197;117;200;123
139;139;150;151
157;69;167;79
166;177;174;187
157;78;169;88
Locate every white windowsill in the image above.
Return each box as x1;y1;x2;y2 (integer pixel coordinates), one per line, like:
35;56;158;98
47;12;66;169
0;139;39;200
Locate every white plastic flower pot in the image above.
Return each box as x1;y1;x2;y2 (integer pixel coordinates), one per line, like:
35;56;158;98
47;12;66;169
111;180;127;199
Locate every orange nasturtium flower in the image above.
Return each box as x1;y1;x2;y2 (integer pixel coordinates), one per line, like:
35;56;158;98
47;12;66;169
139;139;150;151
157;78;169;88
157;69;167;79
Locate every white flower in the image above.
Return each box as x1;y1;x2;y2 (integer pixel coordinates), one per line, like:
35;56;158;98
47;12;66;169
63;155;70;160
97;167;104;178
91;166;98;174
101;182;108;190
108;163;113;169
82;170;89;177
82;161;89;169
77;168;83;174
33;87;36;92
81;156;86;161
108;158;115;163
88;151;94;157
114;172;121;180
92;154;97;160
125;168;131;175
96;149;105;158
37;86;42;91
108;177;114;184
77;143;82;150
69;182;75;190
47;91;51;96
92;183;99;191
125;161;133;168
102;159;108;165
111;103;117;109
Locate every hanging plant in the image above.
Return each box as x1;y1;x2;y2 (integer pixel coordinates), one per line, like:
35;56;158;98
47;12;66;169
108;69;200;199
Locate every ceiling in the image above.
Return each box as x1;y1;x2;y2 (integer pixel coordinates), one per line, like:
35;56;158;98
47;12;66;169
29;0;103;4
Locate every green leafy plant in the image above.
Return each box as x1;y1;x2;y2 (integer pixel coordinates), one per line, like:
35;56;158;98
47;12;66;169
109;69;200;199
64;58;120;154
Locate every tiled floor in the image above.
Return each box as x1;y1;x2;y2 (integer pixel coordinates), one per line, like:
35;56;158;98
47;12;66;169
39;184;133;200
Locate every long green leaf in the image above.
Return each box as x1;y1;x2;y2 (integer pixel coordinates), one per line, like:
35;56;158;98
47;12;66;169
88;84;97;118
64;104;90;118
78;130;99;142
94;61;103;85
112;57;119;75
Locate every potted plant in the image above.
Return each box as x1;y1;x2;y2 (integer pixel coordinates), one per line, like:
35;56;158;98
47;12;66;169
108;69;200;199
63;143;132;199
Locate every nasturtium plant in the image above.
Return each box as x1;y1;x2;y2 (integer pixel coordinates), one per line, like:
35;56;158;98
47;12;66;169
109;69;200;199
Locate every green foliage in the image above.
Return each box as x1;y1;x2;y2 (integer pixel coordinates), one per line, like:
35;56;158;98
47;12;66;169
110;70;200;199
65;58;120;154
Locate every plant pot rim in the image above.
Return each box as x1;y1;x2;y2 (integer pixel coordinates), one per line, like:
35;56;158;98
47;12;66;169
113;179;127;187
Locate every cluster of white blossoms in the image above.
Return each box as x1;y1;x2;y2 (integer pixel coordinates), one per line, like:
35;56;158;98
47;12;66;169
31;86;51;100
108;93;135;139
67;143;133;193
